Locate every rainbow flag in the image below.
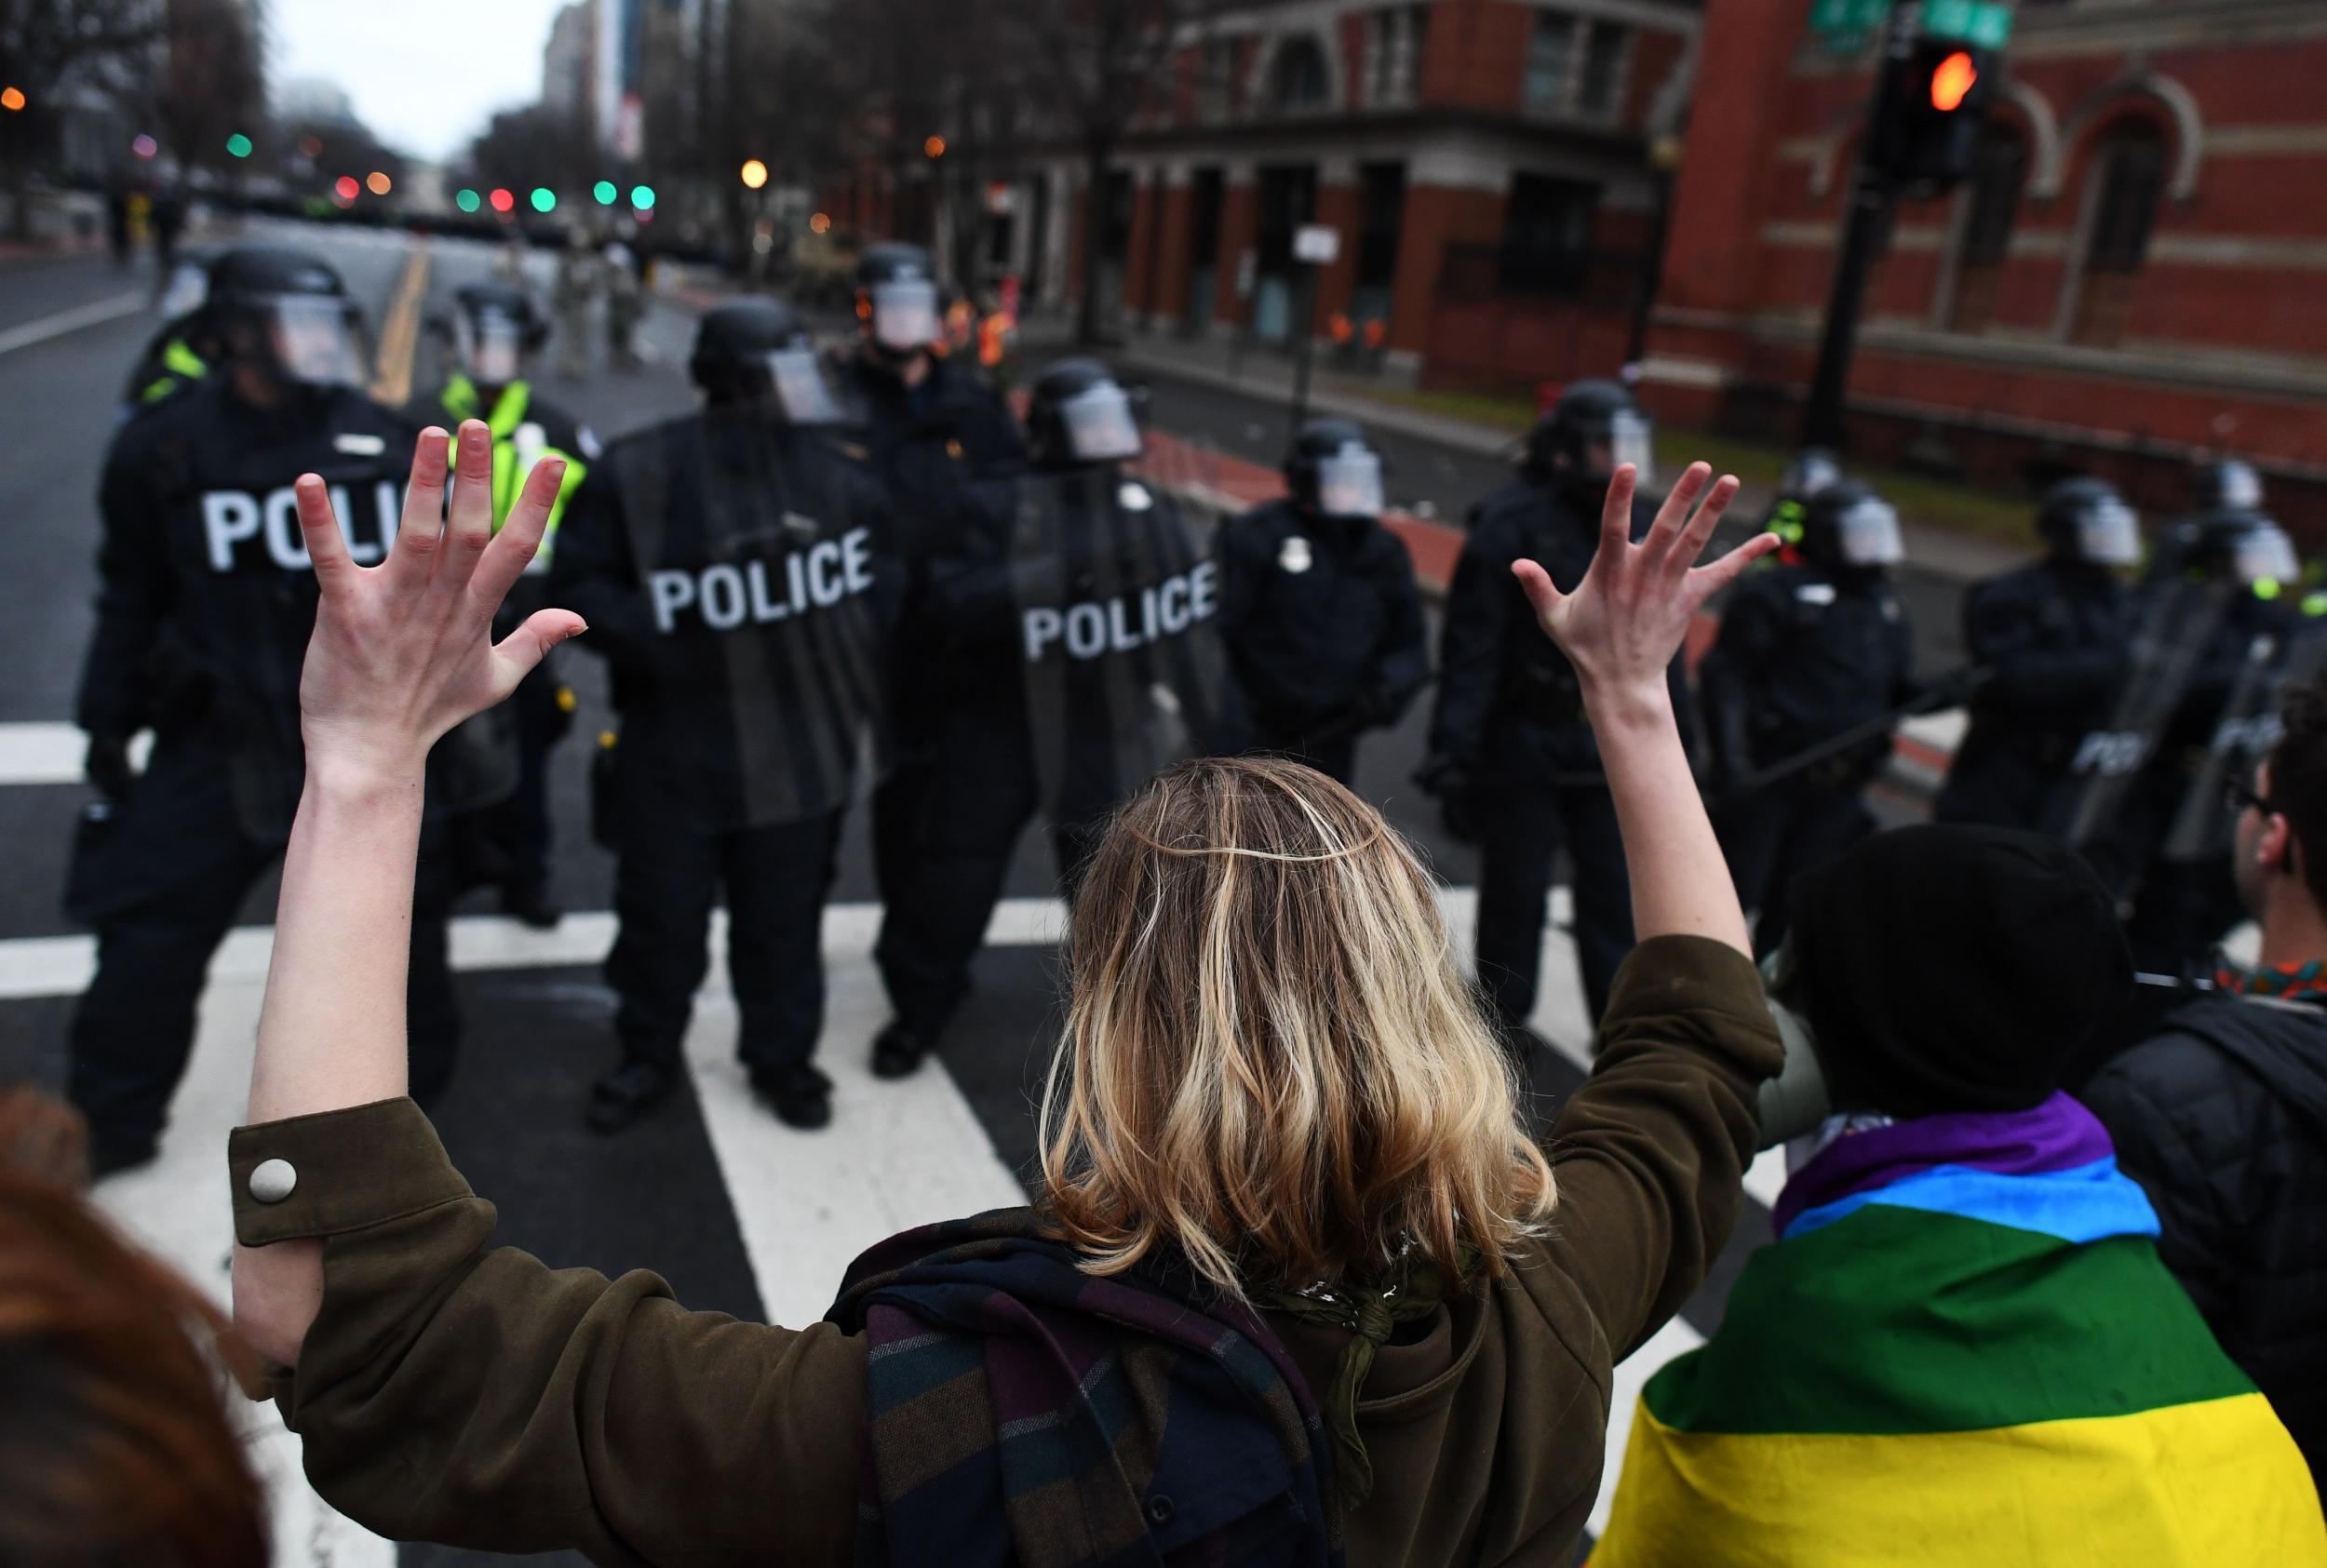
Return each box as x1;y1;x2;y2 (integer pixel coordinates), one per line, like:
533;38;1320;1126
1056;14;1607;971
1593;1093;2325;1566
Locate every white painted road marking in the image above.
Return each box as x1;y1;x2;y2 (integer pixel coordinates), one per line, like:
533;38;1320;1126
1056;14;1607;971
0;291;149;357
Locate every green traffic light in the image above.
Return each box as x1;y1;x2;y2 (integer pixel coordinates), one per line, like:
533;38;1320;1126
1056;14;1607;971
225;132;252;158
455;188;482;213
630;185;656;210
593;181;617;205
531;187;557;213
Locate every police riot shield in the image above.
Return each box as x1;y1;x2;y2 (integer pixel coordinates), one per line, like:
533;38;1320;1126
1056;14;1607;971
2061;578;2235;853
1008;467;1228;828
614;415;890;832
2160;623;2327;865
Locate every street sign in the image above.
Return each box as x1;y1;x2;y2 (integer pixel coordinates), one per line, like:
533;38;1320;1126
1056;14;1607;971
1293;223;1340;265
1809;0;1891;52
1922;0;2012;47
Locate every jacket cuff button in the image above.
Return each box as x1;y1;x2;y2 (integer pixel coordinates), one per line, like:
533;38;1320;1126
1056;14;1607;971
248;1158;298;1203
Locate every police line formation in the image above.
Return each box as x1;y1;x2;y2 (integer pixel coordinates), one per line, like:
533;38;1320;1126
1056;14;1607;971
72;238;2313;1173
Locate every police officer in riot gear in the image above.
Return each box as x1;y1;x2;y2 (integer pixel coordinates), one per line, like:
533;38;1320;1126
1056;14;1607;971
843;242;1031;1082
1423;378;1674;1031
552;299;894;1133
2107;508;2307;972
424;280;598;926
868;359;1219;1051
67;245;466;1176
1214;418;1427;785
1763;447;1843;562
1700;477;1917;956
2145;457;2268;586
1935;477;2139;830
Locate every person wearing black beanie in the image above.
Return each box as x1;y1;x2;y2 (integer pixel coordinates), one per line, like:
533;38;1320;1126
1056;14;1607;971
1780;823;2134;1118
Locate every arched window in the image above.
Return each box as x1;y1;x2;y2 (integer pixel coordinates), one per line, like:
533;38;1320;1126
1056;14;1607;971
1269;34;1331;113
2072;118;2168;346
1949;122;2028;332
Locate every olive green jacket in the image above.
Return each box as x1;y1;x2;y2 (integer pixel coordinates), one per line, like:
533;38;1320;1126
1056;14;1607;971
230;935;1779;1566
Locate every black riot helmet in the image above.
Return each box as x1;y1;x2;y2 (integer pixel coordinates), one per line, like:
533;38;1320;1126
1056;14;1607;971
2037;477;2143;569
1778;448;1845;505
1524;378;1654;489
854;242;940;359
1285;418;1384;521
2189;508;2300;594
689;297;842;423
1799;479;1905;573
2193;457;2265;516
1025;357;1144;472
208;245;370;394
451;279;548;387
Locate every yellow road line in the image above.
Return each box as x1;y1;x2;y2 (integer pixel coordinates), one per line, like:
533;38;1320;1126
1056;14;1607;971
369;241;432;407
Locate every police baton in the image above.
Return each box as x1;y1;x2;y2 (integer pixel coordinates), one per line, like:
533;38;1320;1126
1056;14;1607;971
1714;665;1987;802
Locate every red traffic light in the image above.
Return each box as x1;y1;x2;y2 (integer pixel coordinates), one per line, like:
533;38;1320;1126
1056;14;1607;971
489;187;516;214
333;175;359;200
1930;49;1978;112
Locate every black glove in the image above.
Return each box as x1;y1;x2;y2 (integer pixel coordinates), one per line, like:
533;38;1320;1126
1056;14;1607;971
1415;755;1480;844
84;733;136;804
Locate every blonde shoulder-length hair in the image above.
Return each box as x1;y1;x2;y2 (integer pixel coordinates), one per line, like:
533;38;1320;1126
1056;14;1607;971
1038;756;1557;1296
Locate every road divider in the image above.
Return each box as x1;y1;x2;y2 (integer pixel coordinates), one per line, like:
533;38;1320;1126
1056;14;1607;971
368;242;432;408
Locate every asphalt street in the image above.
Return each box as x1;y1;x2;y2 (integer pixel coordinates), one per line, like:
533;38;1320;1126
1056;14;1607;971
0;218;1924;1564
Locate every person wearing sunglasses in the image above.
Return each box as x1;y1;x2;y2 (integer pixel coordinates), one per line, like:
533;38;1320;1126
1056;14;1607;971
2084;675;2327;1489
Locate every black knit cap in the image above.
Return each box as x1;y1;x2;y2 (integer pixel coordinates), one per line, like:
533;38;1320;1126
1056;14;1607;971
1785;824;2133;1117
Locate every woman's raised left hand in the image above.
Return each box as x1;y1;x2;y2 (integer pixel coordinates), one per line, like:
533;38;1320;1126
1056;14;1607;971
292;419;585;784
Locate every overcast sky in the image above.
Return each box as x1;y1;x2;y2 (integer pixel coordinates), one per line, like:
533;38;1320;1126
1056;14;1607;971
272;0;570;163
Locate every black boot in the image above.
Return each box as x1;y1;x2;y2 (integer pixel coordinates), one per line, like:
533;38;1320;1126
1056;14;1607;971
751;1062;833;1131
869;1021;931;1080
587;1059;677;1134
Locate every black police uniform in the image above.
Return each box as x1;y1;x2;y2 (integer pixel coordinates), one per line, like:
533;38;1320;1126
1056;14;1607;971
1934;558;2130;830
1702;557;1916;956
839;353;1031;1052
67;380;464;1167
550;405;896;1125
1213;497;1428;784
1432;475;1686;1028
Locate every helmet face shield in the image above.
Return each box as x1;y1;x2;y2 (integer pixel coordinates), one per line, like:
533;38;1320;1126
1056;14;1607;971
2075;496;2142;568
1781;451;1841;503
159;261;210;321
1056;382;1143;463
2233;524;2298;589
866;278;939;352
762;347;843;425
1608;409;1655;487
2214;462;2264;512
1834;497;1904;568
1315;446;1384;519
250;295;369;390
456;312;526;386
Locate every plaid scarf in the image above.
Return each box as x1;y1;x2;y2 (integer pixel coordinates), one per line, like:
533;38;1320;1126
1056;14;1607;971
827;1208;1348;1568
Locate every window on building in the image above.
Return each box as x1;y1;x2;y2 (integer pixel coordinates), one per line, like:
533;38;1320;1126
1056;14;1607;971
1523;12;1577;115
2072;119;2168;347
1269;34;1332;114
1949;122;2026;332
1199;36;1235;124
1366;6;1428;107
1353;161;1407;339
1499;172;1599;295
1577;20;1629;119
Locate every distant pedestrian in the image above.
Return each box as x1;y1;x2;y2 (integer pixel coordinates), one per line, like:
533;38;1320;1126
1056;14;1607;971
552;230;599;379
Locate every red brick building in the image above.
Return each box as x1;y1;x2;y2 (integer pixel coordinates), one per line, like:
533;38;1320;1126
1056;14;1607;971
1643;0;2327;534
1002;0;1705;390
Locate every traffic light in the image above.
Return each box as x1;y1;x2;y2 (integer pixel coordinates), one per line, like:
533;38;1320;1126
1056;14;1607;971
1870;38;1995;192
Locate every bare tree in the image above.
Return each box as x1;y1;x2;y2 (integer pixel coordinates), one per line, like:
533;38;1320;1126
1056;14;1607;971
1002;0;1217;344
155;0;265;187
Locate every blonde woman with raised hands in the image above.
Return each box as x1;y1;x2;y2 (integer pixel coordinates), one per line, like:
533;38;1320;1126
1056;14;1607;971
228;434;1780;1568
